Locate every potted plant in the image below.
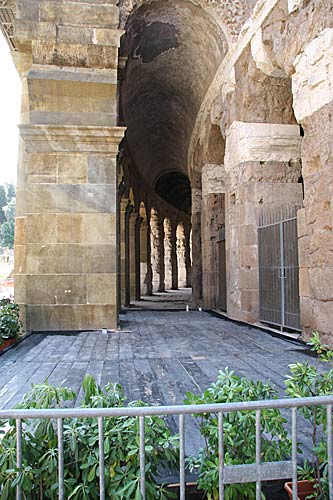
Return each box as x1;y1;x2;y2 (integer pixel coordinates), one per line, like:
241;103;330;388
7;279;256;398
284;332;333;500
0;298;22;351
184;368;292;500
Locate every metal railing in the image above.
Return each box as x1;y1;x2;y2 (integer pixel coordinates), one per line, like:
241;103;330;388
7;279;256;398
0;395;333;500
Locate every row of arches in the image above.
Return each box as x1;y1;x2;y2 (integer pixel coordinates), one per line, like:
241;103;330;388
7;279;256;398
118;193;192;309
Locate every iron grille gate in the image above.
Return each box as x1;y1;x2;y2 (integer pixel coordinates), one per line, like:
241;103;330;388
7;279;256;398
258;206;301;332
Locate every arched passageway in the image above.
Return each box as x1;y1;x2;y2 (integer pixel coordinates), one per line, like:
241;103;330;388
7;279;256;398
117;0;227;310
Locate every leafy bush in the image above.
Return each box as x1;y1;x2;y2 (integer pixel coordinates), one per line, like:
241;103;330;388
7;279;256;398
0;298;22;346
0;375;179;499
184;368;291;500
285;331;333;499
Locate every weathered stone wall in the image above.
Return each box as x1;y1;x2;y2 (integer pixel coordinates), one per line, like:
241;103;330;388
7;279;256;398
261;1;333;343
14;0;125;331
224;122;302;323
201;164;226;309
188;0;333;343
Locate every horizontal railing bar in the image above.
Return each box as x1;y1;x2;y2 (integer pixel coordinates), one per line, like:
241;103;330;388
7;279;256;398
223;461;293;484
0;395;333;419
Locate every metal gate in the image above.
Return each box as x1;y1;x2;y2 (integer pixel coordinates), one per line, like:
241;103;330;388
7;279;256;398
258;206;301;332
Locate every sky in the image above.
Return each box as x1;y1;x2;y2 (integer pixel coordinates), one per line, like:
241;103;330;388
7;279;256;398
0;33;21;186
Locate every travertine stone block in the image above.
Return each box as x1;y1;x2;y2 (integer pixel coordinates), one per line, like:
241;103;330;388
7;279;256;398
32;41;118;69
292;29;333;122
87;156;116;184
56;214;84;243
26;214;57;244
27;304;117;331
84;214;117;243
14;245;26;274
15;217;26;246
225;121;301;169
26;274;87;305
28;79;117;115
86;274;117;304
39;2;119;28
251;28;285;77
25;243;117;274
26;184;116;214
57;155;87;184
299;268;312;299
15;188;27;217
202;164;225;195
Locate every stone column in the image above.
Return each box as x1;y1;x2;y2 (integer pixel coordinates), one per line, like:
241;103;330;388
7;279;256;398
170;223;178;290
139;216;150;296
145;219;153;296
184;223;192;288
14;0;125;331
124;202;133;307
291;28;333;345
150;210;165;293
191;187;202;305
164;219;172;290
201;164;226;309
157;216;165;292
129;210;137;301
176;224;187;288
119;196;127;308
135;215;143;300
224;121;303;323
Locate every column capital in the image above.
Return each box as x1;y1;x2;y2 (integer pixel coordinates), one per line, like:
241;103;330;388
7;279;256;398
19;124;126;153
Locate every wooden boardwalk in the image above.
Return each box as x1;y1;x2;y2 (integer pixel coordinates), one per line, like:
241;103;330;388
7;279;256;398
0;308;328;457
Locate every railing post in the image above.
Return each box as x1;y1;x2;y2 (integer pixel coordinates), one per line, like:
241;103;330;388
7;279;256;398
57;418;64;500
292;408;298;500
16;419;22;500
327;405;333;500
256;410;261;500
139;416;146;500
98;416;105;500
179;414;185;500
218;412;224;500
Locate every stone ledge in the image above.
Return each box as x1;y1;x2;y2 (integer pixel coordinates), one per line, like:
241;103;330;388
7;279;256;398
225;121;301;169
28;66;118;85
19;124;126;153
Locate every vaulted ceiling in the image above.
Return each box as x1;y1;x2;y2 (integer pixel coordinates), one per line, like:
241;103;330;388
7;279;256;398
120;0;228;212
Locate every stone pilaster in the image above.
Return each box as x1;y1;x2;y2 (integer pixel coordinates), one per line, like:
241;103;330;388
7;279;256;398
201;164;226;309
135;215;142;301
290;29;333;345
119;197;127;308
15;126;124;331
191;188;202;305
124;202;132;307
224;121;303;323
14;0;125;330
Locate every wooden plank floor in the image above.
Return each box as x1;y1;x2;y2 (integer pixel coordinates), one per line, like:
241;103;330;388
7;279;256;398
0;309;328;458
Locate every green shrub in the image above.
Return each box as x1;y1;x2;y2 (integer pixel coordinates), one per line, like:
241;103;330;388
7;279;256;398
0;298;22;346
285;331;333;499
184;368;291;500
0;375;178;499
